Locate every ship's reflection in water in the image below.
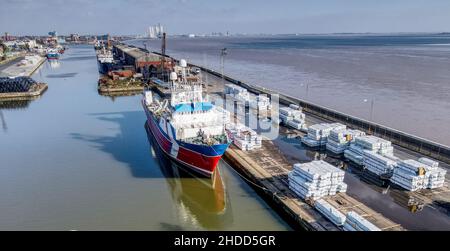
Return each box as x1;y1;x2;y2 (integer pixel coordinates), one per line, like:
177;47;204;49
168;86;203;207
48;59;60;69
0;100;34;132
145;123;233;230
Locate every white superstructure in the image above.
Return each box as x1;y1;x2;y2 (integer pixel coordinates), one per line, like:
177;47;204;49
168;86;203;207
145;60;229;144
96;47;114;64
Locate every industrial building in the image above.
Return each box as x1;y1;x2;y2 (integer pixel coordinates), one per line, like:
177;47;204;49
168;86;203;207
112;44;172;78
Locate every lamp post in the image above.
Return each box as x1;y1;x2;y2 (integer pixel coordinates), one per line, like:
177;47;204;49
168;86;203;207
300;82;310;99
220;48;227;85
363;98;374;121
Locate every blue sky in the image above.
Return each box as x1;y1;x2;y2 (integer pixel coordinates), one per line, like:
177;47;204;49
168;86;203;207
1;0;450;35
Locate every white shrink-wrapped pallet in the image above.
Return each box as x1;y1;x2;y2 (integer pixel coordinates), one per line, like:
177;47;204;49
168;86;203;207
225;84;250;103
343;211;381;231
354;135;391;151
279;105;306;130
289;104;300;110
362;150;398;176
249;94;272;110
314;199;346;226
391;159;446;191
326;129;365;154
344;144;366;165
279;107;293;116
302;123;346;148
226;122;262;151
289;161;347;200
344;135;394;165
418;157;439;168
287;120;307;130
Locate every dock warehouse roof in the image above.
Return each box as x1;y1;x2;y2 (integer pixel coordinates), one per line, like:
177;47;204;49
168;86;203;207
115;44;166;62
114;43;173;70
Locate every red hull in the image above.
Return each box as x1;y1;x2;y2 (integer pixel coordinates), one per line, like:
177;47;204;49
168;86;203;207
146;113;223;177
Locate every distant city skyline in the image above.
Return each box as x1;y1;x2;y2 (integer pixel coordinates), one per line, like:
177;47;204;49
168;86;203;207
1;0;450;36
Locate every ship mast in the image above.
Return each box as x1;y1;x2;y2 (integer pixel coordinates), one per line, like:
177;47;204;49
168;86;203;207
160;32;166;81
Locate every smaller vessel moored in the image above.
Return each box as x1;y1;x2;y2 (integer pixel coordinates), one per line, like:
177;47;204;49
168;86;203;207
46;48;60;60
96;47;114;74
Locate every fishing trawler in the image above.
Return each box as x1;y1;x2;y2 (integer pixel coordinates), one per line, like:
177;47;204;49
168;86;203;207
46;48;59;60
142;59;231;177
96;46;114;74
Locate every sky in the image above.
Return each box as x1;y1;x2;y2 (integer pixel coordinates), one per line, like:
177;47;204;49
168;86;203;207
1;0;450;35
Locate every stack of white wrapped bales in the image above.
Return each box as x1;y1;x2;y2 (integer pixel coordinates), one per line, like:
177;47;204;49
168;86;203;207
224;84;251;103
279;104;306;130
344;135;394;165
362;150;399;176
326;128;366;154
288;160;347;200
225;122;262;151
420;157;446;189
249;94;271;111
343;211;381;231
314;199;346;227
391;158;446;191
301;123;346;147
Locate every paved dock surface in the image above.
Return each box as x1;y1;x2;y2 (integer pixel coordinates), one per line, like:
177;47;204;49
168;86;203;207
225;140;404;230
0;56;45;77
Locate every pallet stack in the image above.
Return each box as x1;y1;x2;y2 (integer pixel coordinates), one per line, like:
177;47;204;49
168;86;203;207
391;158;446;191
301;123;346;147
288;160;347;200
279;104;306;130
225;122;262;151
343;211;381;231
249;94;271;111
362;150;399;176
326;128;365;154
314;199;346;227
224;84;250;103
344;135;394;165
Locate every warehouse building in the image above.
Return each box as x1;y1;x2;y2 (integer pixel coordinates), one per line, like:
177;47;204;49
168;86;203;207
113;44;172;78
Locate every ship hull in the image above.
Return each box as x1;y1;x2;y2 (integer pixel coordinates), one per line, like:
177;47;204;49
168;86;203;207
97;61;114;74
46;53;59;60
143;100;229;177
